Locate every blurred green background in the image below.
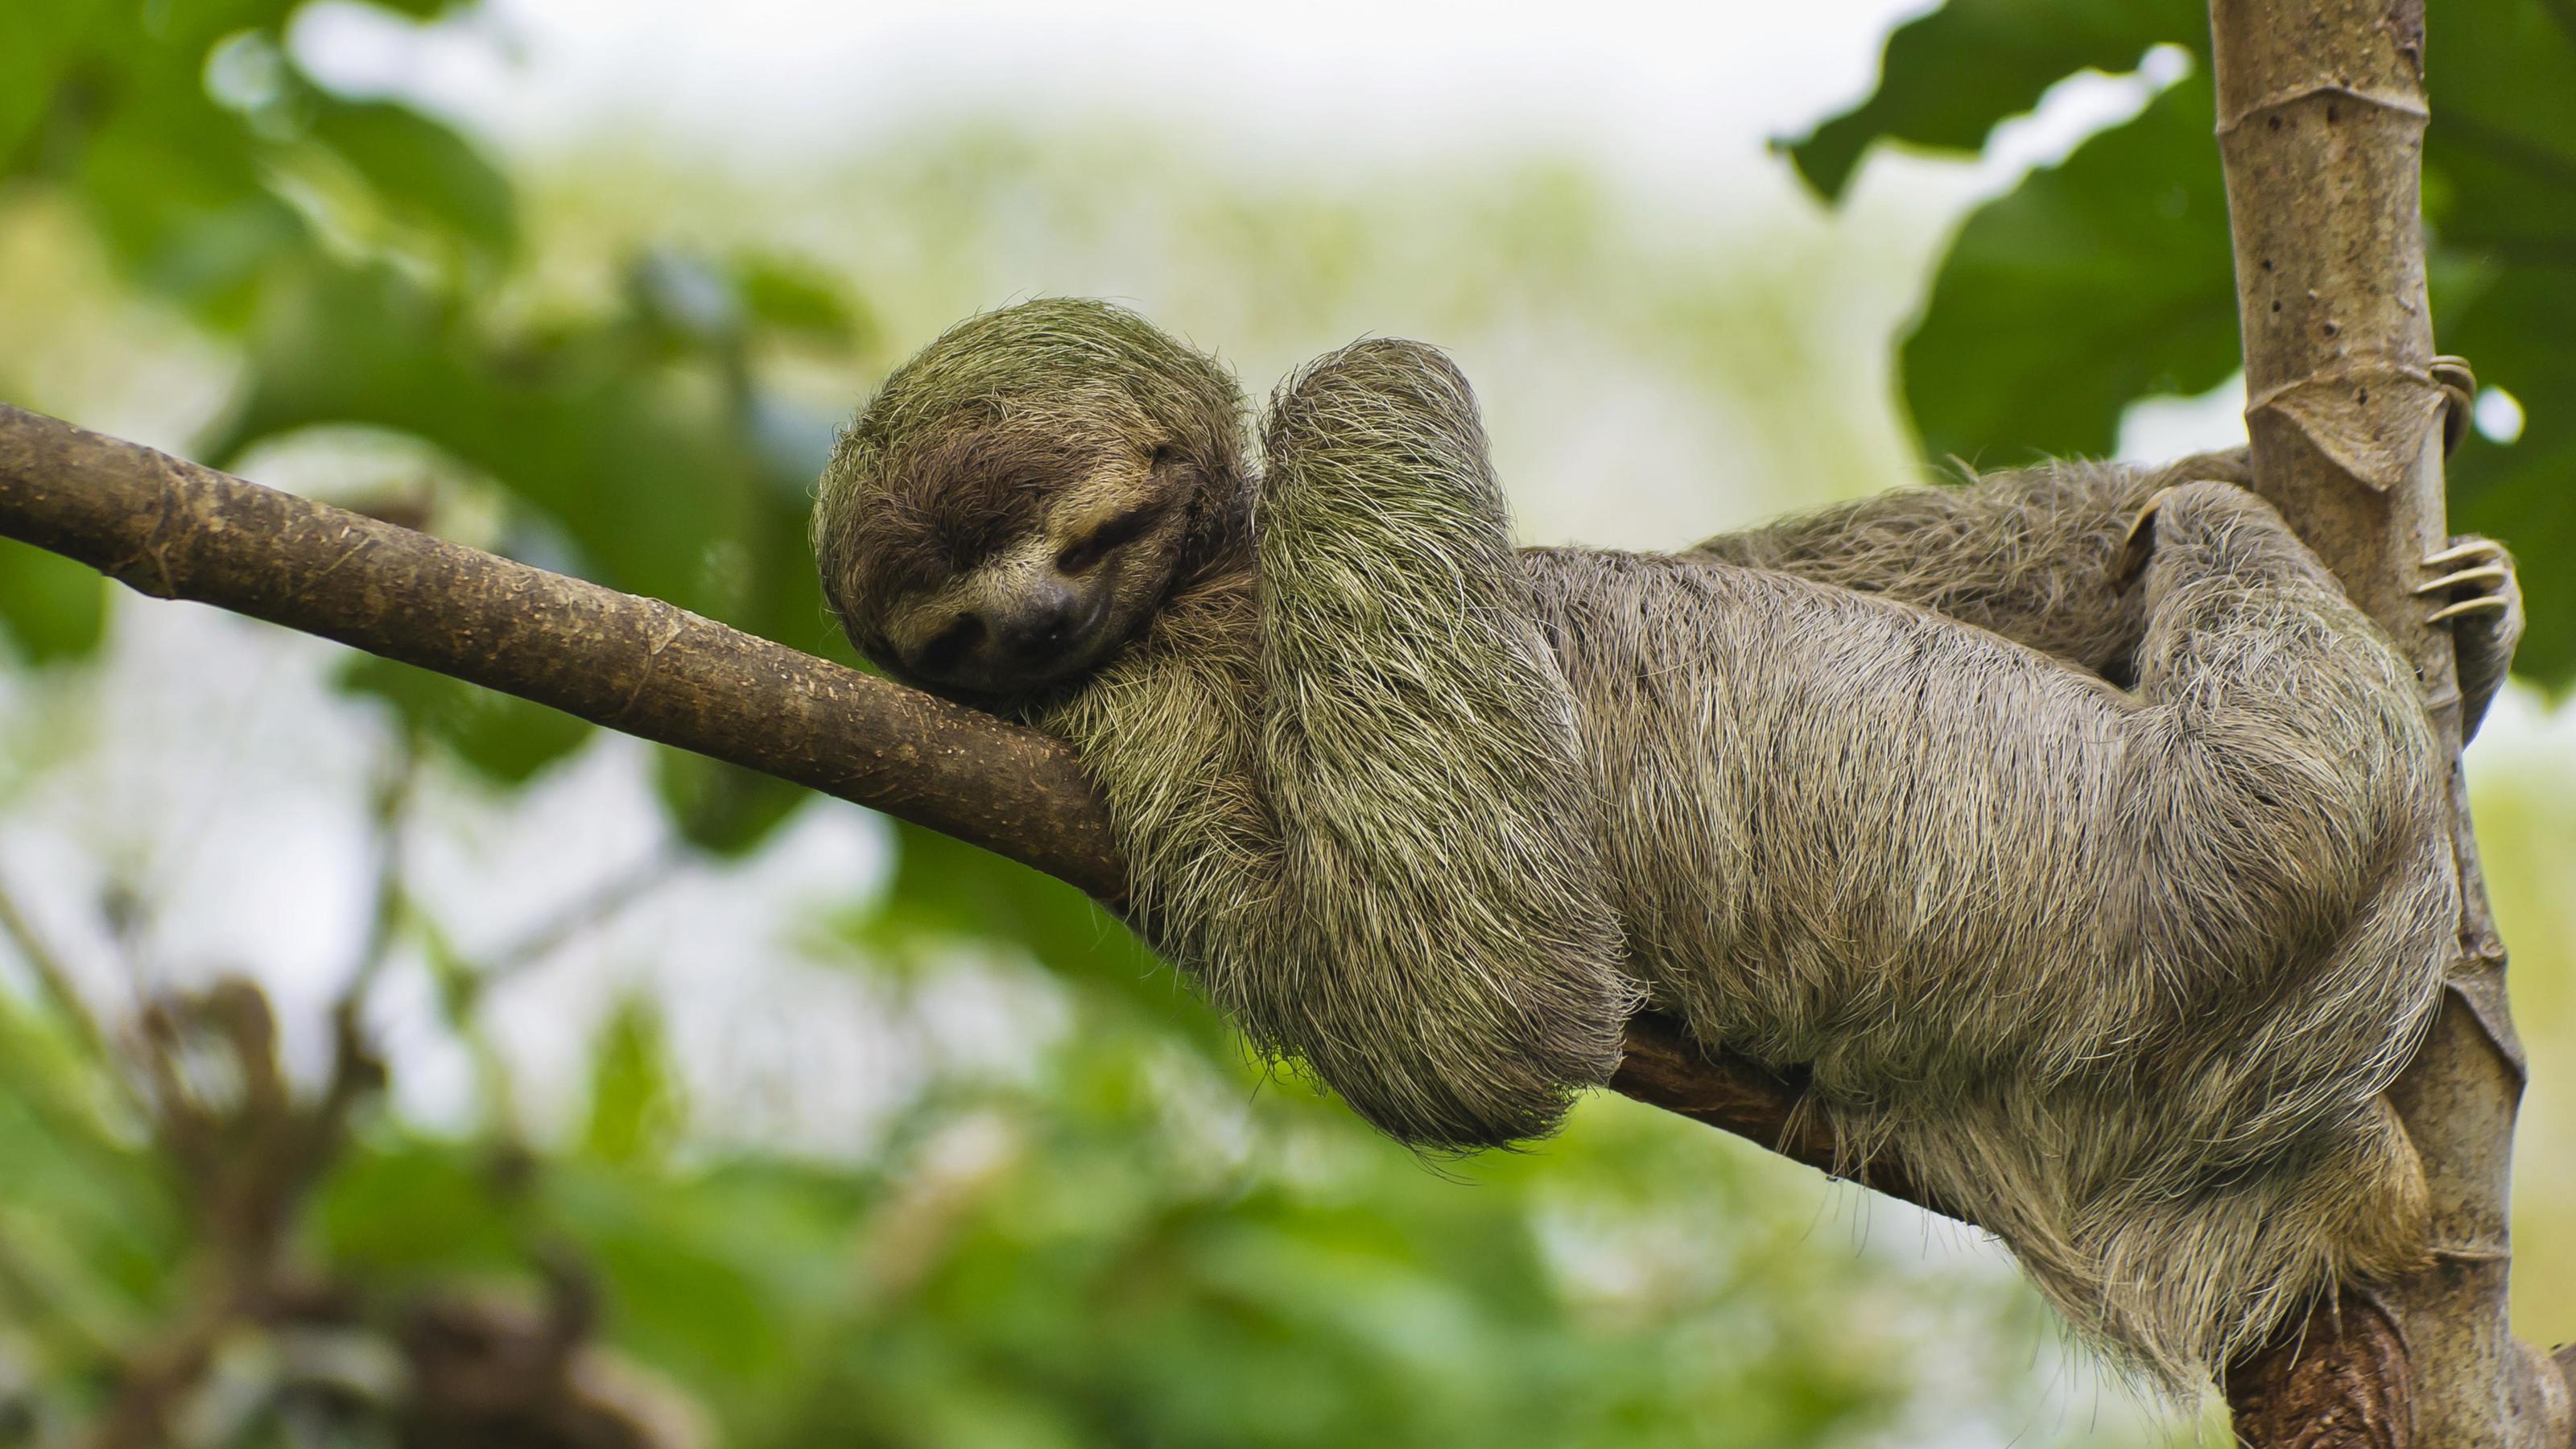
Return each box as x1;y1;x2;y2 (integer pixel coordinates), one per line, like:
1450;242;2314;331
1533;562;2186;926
0;2;2566;1445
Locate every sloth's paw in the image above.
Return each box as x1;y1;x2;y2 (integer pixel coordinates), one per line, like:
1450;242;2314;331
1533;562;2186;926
2414;536;2516;627
2416;535;2524;740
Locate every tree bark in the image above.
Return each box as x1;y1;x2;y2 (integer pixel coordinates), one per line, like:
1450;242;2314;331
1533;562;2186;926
2207;0;2568;1443
0;400;1936;1224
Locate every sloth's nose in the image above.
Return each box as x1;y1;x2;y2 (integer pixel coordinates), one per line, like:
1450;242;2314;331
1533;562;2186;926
1001;585;1080;659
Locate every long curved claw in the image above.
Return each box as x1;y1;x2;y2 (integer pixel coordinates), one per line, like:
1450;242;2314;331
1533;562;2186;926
2113;487;2179;592
2417;526;2522;741
2417;536;2518;634
2421;539;2501;570
2434;356;2478;456
2429;596;2511;624
2413;564;2509;597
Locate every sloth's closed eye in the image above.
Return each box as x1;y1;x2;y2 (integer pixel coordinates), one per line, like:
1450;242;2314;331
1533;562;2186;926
1057;502;1164;573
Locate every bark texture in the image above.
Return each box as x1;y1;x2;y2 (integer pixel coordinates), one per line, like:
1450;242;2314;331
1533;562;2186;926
0;401;1926;1222
2207;0;2567;1442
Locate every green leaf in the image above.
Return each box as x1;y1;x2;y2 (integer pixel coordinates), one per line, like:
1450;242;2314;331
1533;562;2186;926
1900;72;2239;464
860;823;1228;1049
217;259;760;618
0;538;108;662
303;96;518;261
2423;0;2576;253
341;0;483;19
1781;0;2202;200
0;0;99;167
318;1136;524;1277
583;996;683;1166
145;0;306;56
1831;0;2575;682
734;253;873;349
0;993;177;1325
70;80;307;320
628;248;745;349
539;1160;874;1406
2448;265;2576;687
2425;0;2576;688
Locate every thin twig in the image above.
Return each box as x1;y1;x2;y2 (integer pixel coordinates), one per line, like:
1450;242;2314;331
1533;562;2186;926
346;738;419;1003
480;844;689;985
0;866;109;1060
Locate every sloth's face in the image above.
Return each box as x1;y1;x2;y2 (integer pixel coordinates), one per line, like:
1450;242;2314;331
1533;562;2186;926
865;446;1199;702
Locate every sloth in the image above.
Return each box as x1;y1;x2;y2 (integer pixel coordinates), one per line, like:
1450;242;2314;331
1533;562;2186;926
813;299;2523;1386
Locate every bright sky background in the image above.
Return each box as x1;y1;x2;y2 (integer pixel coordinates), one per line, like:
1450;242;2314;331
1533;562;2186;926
296;0;1951;180
285;0;2256;469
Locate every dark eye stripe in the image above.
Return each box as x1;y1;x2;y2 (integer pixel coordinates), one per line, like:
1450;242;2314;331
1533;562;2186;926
1057;502;1166;572
916;613;983;671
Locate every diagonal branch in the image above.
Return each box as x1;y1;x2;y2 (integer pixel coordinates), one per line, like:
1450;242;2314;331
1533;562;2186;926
0;402;1121;896
0;402;1947;1223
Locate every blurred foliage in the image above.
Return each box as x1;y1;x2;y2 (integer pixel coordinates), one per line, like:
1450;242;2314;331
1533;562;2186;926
855;821;1231;1051
2;0;858;855
0;935;1941;1447
3;0;2562;1444
1786;0;2576;685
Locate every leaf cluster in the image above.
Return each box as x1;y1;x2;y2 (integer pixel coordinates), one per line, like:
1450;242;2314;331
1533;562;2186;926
1785;0;2576;683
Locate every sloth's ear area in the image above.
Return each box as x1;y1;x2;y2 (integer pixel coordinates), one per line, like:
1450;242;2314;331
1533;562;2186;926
1146;436;1233;495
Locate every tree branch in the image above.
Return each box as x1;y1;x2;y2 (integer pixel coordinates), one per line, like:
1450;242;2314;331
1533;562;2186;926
2207;0;2566;1441
0;401;1934;1223
0;402;1121;897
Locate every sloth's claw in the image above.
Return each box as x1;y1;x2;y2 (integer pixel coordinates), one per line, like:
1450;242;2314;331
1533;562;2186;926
2113;487;2182;592
2420;539;2500;570
2415;539;2516;630
2434;356;2478;456
2428;596;2511;624
2413;564;2509;597
2414;535;2522;740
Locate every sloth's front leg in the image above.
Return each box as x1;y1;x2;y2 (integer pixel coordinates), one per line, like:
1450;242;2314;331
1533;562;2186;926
1247;338;1638;1150
2416;535;2524;741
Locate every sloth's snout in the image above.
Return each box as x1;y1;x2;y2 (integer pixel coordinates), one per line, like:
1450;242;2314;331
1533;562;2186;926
926;577;1113;696
1000;584;1082;660
890;561;1128;701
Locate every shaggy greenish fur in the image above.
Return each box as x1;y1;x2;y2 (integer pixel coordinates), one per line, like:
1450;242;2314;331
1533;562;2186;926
815;299;2524;1390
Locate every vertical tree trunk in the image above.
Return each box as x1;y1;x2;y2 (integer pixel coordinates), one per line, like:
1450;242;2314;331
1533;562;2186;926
2207;1;2568;1442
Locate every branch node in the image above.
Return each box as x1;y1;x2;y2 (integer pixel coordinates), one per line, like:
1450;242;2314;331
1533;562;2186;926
2217;82;2429;136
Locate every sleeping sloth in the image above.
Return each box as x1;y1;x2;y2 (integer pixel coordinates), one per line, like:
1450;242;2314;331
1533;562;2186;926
812;299;2522;1386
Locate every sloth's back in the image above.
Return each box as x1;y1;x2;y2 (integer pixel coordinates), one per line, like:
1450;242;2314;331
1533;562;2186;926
1517;546;2430;1117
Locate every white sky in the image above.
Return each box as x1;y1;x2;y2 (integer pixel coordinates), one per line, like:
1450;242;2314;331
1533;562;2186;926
295;0;1951;183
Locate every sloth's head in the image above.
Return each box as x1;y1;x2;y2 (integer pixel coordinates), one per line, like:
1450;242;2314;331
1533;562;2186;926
815;299;1253;703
